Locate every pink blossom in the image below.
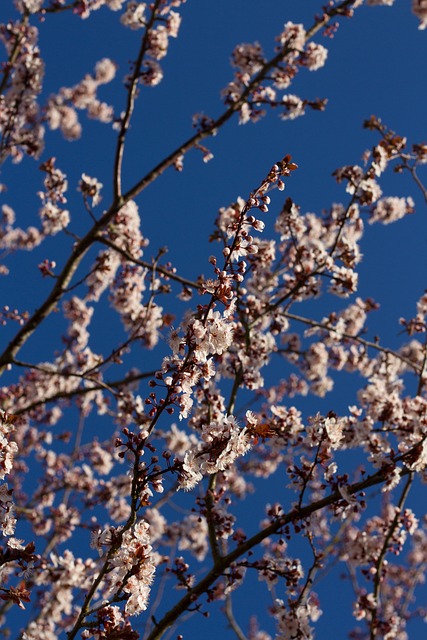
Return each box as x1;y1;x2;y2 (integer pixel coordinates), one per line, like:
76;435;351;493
120;2;147;30
301;42;328;71
277;22;306;53
166;11;182;37
94;58;117;84
280;94;305;120
369;196;414;224
232;42;266;74
15;0;44;12
413;0;427;28
139;59;164;86
367;0;395;5
79;173;103;206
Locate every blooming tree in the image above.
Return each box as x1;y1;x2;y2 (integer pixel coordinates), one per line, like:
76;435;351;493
0;0;427;639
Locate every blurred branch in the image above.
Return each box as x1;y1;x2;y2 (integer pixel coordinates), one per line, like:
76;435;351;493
283;311;420;373
224;596;248;640
370;473;414;639
11;366;156;416
406;164;427;206
96;235;200;289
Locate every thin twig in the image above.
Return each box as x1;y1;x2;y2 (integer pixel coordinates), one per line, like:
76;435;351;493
96;235;200;289
370;473;414;639
283;311;419;373
224;596;248;640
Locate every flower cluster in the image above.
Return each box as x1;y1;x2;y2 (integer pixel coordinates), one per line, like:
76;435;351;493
0;21;45;163
38;157;70;235
121;1;183;86
178;413;252;490
46;58;116;140
79;173;103;207
413;0;427;29
222;20;330;127
0;204;42;255
369;196;414;224
106;520;156;615
273;595;322;640
0;412;18;536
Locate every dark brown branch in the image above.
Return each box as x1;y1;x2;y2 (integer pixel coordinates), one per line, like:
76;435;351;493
112;0;163;199
12;368;156;416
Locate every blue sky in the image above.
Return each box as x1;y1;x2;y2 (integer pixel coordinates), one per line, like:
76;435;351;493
1;1;427;638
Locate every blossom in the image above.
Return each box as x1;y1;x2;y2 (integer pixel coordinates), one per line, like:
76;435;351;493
173;513;208;560
63;296;94;350
192;311;234;362
372;144;389;176
335;164;382;205
178;415;251;490
324;416;345;448
277;22;306;53
147;26;169;60
120;2;147;30
124;575;152;615
232;42;266;74
160;423;198;455
404;438;427;472
352;177;382;204
0;483;16;535
94;58;117;84
367;0;395;5
107;520;156;615
46;59;115;140
329;265;358;297
79;174;103;206
273;594;322;640
140;59;164;86
413;0;427;29
0;21;45;162
180;449;203;490
45;102;81;140
280;94;305;120
15;0;44;12
369;196;414;224
0;418;18;481
301;42;328;71
167;11;182;37
271;66;296;89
